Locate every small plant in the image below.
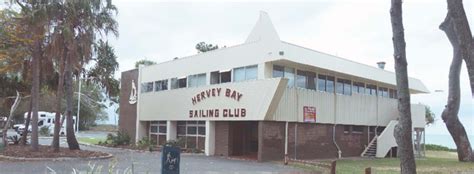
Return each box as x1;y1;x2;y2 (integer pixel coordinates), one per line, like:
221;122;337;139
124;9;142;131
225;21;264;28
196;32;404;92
7;135;21;145
106;130;131;147
39;126;50;136
164;138;185;148
137;137;156;151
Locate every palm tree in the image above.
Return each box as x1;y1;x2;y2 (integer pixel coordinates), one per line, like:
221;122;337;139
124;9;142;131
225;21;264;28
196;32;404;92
13;0;51;151
49;0;118;150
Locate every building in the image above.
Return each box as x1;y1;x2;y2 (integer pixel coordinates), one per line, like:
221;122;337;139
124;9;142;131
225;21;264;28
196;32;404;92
119;12;428;161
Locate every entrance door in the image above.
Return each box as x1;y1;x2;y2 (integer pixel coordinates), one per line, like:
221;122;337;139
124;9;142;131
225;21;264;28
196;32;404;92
229;121;258;158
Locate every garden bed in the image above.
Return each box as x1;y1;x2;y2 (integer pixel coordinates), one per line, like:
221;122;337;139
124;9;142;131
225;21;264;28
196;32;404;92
0;145;110;159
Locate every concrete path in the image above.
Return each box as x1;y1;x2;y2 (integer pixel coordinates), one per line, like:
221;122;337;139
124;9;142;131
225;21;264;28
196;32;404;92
0;132;303;174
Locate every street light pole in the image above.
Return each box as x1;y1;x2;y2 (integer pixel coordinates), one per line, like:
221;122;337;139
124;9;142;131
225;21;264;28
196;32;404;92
76;78;81;133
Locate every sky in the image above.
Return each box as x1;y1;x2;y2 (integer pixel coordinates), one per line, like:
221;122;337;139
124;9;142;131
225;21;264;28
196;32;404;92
107;0;473;137
1;0;473;138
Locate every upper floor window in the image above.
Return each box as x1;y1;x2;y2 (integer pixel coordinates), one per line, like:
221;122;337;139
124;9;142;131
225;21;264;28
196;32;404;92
389;89;398;99
366;84;377;95
273;65;295;87
188;73;206;87
171;77;187;89
234;65;258;82
378;87;389;98
210;70;231;84
154;79;168;91
353;82;365;94
336;78;352;95
317;75;335;93
141;82;153;93
296;70;316;90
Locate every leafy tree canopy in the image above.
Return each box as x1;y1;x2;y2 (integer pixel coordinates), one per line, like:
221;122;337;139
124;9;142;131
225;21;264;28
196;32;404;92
195;42;218;53
135;59;157;68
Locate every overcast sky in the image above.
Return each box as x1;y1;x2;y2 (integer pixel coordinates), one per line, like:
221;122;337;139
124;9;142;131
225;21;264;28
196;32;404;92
108;0;473;136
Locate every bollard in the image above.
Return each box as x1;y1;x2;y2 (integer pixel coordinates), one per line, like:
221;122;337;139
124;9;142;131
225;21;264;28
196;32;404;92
365;167;372;174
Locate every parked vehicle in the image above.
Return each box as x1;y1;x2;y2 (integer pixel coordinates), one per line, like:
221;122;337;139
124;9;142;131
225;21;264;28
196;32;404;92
16;111;76;136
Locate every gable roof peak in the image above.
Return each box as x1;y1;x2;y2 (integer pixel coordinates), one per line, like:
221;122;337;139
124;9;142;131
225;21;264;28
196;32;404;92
245;11;280;43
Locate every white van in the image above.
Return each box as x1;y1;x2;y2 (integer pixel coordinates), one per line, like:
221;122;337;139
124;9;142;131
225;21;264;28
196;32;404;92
17;111;76;136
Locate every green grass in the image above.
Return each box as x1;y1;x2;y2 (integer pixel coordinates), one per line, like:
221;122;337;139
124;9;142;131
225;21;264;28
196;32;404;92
293;151;474;174
77;137;105;145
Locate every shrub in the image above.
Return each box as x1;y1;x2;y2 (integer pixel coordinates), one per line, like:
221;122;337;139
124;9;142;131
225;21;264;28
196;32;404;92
39;126;50;136
7;135;21;145
106;130;131;146
137;137;156;151
164;138;185;148
425;144;456;152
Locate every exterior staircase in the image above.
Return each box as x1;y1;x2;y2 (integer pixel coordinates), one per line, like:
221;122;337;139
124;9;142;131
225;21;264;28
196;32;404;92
361;136;377;157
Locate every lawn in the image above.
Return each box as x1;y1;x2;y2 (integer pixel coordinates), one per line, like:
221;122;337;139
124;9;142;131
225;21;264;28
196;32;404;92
77;137;105;145
293;151;474;174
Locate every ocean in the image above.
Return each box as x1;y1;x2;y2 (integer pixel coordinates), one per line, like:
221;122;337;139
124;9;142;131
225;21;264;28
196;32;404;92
425;134;474;149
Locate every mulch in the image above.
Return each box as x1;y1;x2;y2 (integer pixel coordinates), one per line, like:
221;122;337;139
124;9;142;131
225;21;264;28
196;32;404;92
1;145;109;158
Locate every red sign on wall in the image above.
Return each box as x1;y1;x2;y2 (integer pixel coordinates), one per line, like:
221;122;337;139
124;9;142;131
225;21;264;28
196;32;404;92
303;106;316;122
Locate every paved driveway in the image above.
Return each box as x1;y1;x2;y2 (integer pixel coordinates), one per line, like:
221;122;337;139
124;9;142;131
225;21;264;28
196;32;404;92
0;133;303;174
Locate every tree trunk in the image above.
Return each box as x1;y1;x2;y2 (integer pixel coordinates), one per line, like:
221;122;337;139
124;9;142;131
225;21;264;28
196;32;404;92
20;98;32;145
390;0;417;173
30;40;41;151
2;91;21;146
65;55;80;150
52;48;66;152
442;0;474;95
440;0;474;161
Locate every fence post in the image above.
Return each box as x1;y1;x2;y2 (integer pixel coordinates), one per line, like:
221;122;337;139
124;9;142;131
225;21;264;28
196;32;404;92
330;160;337;174
365;167;372;174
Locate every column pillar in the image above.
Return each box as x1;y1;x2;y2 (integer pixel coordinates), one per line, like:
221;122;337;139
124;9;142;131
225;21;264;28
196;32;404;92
167;121;177;141
205;120;215;156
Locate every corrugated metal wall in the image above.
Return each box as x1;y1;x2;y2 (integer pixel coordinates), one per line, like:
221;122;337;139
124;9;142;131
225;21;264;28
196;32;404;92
272;88;423;127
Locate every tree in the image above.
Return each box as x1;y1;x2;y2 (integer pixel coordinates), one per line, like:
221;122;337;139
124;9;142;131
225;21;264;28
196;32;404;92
54;0;118;150
425;106;435;126
439;0;474;162
390;0;417;173
195;42;218;53
87;40;120;98
134;59;156;68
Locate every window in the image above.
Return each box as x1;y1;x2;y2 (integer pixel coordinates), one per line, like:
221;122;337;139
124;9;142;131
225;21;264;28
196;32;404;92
210;70;231;84
150;121;166;135
141;82;154;93
336;78;352;95
38;120;43;126
178;77;187;88
389;89;398;99
272;65;284;78
366;84;377;95
272;65;296;87
154;79;168;91
296;70;316;90
234;65;258;82
318;75;335;93
188;73;206;87
176;121;206;137
171;77;187;89
352;126;364;134
353;82;365;94
378;87;389;98
284;67;295;87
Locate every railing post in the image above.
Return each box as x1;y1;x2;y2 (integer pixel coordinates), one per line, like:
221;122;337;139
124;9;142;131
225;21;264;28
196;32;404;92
365;167;372;174
330;160;336;174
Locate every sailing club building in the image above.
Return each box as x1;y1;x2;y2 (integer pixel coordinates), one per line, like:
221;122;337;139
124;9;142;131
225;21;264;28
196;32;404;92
119;12;429;161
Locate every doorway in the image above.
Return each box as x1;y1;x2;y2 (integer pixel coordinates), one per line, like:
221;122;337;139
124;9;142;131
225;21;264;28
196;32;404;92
229;121;258;159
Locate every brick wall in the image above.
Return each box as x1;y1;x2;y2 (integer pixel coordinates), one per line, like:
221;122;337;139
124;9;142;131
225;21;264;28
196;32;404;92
258;121;285;161
259;121;371;161
119;69;138;141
